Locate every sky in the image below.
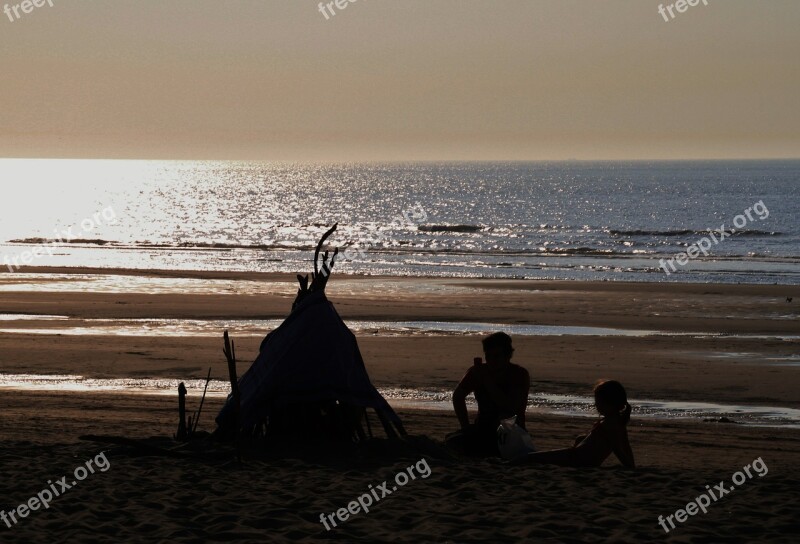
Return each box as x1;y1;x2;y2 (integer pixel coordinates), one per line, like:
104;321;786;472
0;0;798;161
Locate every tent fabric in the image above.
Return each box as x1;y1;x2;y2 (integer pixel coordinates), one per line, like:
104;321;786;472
216;290;404;435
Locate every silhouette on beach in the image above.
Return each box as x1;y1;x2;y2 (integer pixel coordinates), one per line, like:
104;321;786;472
518;380;635;468
446;332;530;456
213;224;406;446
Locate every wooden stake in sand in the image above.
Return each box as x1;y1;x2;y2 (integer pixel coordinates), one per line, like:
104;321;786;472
223;331;240;411
191;367;213;435
223;330;242;460
177;382;188;441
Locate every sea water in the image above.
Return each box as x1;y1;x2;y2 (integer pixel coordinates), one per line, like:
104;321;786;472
1;159;798;283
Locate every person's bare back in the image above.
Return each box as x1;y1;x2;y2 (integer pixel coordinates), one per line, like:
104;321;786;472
461;361;530;429
448;332;530;456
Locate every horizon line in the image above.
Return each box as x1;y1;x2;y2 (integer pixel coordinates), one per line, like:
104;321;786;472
2;156;800;163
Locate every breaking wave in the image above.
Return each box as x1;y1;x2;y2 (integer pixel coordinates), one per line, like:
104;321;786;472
418;224;483;233
609;229;781;237
9;238;115;245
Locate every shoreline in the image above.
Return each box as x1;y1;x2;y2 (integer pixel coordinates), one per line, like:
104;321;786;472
1;267;797;335
1;379;798;429
1;268;797;414
4;248;800;285
4;264;800;287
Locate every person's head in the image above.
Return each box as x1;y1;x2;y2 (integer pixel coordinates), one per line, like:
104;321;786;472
593;379;628;417
482;332;514;364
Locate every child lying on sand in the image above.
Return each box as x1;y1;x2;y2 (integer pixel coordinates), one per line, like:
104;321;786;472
518;380;635;468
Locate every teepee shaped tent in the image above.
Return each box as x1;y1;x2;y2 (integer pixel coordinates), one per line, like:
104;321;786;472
215;225;405;441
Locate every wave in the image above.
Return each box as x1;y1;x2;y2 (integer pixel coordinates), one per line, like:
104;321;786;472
730;230;780;236
418;224;483;233
538;247;617;256
9;238;114;245
610;229;781;237
172;241;301;250
6;238;798;262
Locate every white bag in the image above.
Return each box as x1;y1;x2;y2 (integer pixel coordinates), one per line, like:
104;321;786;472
496;416;535;461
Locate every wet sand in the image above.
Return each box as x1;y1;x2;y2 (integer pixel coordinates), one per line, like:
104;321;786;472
0;267;798;542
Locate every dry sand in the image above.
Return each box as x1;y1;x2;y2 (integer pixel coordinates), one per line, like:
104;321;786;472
0;268;798;543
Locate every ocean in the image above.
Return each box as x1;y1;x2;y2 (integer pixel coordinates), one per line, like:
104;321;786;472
1;159;798;284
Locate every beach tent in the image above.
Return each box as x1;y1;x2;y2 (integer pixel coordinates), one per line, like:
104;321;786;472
215;225;406;441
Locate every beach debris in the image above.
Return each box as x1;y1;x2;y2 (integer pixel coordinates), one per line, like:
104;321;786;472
191;367;213;435
223;331;240;416
293;223;338;310
176;382;188;441
223;330;242;461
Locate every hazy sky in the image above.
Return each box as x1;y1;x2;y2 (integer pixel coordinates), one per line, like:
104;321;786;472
1;0;798;161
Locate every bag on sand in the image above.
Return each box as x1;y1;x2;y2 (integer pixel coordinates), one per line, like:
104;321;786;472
496;416;535;461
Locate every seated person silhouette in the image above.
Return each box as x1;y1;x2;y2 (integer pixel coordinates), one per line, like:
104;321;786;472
447;332;530;456
517;379;635;468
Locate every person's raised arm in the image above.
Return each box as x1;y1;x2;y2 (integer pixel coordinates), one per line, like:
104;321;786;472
514;369;531;429
611;425;635;469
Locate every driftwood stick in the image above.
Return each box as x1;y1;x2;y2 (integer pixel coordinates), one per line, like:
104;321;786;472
313;223;338;279
192;367;213;434
223;331;240;408
223;330;242;461
177;382;188;441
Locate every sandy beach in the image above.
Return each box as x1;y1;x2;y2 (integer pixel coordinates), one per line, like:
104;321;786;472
4;1;800;541
0;268;798;542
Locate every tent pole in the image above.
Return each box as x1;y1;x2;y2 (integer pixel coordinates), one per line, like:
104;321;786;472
375;410;399;439
364;408;373;439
